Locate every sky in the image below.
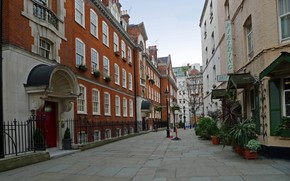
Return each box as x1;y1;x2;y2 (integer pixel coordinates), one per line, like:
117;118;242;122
120;0;205;67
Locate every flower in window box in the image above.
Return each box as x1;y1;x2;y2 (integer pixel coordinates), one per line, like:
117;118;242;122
93;70;101;78
154;105;162;112
114;51;120;56
78;64;87;71
104;76;111;82
149;79;155;84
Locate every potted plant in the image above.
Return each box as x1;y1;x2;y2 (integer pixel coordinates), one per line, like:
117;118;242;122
218;125;232;147
149;78;155;84
33;128;45;150
229;120;257;155
274;116;290;137
78;64;87;71
195;117;219;140
244;139;261;159
210;120;220;145
62;127;72;150
104;76;111;82
93;70;101;77
154;105;162;112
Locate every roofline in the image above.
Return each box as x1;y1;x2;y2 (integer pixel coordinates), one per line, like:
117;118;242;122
199;0;209;27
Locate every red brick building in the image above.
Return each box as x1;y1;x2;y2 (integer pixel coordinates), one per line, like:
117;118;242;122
1;0;177;154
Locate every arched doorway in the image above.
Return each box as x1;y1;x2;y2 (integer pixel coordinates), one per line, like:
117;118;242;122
25;64;79;148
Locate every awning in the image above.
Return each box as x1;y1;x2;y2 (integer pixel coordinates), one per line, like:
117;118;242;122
260;52;290;79
141;100;151;110
227;73;255;89
25;64;79;98
211;89;228;99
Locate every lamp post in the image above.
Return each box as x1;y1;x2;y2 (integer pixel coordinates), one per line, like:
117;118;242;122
183;108;186;130
165;89;170;138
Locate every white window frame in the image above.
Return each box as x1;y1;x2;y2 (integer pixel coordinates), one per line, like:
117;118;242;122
129;99;133;117
93;130;100;141
91;48;99;72
104;92;111;116
75;0;84;26
123;97;128;117
92;88;100;115
113;32;119;52
102;21;109;46
121;40;126;59
283;78;290;117
78;131;87;144
90;9;98;38
246;23;253;57
39;38;51;59
105;129;111;140
114;63;120;85
116;128;122;137
77;85;87;114
128;47;132;63
103;56;110;78
115;95;121;116
128;73;132;90
279;0;290;41
76;38;85;66
122;68;127;88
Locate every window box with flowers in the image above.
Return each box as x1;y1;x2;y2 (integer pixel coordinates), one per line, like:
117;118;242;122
149;79;155;85
114;51;120;56
93;70;101;78
104;76;111;82
274;116;290;137
77;64;87;71
154;105;162;112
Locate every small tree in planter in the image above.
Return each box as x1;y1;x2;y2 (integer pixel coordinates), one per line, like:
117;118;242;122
62;127;72;150
34;128;45;150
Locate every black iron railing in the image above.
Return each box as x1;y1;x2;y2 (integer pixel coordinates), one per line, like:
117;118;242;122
2;114;46;156
2;116;167;157
32;0;59;30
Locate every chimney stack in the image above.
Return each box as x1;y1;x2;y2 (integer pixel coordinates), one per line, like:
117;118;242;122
149;45;158;61
121;10;130;24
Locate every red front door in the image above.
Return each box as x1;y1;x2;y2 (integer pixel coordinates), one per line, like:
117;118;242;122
37;101;57;147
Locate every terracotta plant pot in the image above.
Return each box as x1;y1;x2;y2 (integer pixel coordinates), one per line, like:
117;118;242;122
243;149;258;160
211;136;220;145
235;145;244;156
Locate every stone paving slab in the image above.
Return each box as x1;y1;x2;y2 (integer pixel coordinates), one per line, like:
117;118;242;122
1;129;290;181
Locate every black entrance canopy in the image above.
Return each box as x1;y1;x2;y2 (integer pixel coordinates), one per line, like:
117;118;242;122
227;73;255;90
211;89;228;99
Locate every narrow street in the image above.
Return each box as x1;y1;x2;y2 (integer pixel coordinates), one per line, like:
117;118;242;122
1;129;290;181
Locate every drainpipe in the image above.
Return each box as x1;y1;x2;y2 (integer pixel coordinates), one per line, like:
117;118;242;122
133;47;138;133
0;0;4;158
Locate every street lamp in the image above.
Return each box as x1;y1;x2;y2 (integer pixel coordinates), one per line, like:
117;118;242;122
183;108;186;130
165;89;170;138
